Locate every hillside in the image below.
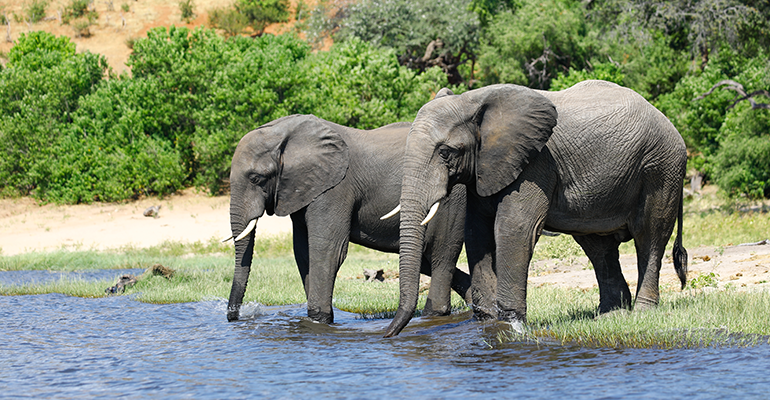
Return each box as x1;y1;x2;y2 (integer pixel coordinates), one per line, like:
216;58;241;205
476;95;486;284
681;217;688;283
0;0;304;73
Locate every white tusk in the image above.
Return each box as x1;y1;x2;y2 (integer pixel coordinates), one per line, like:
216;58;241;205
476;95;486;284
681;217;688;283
234;219;257;241
380;204;401;220
221;236;233;243
420;202;440;226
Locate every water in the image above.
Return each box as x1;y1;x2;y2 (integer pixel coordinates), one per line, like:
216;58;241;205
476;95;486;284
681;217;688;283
0;269;145;286
2;283;770;398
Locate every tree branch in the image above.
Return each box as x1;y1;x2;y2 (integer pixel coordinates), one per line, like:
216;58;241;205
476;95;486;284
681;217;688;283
695;79;770;110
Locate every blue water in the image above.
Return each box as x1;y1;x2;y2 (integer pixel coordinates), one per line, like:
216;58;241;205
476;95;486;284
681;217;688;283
0;269;145;286
2;275;770;398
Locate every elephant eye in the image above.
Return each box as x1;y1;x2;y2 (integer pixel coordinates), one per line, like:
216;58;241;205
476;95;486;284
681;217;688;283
249;174;265;185
438;147;452;160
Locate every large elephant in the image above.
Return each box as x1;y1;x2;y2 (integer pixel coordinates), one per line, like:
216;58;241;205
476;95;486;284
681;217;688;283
384;80;688;337
225;114;470;324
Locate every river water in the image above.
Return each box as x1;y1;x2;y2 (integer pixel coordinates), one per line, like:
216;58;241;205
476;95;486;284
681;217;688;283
2;271;769;398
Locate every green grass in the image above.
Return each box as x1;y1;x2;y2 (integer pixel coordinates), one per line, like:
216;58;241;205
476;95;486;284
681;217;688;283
500;285;770;348
0;236;465;316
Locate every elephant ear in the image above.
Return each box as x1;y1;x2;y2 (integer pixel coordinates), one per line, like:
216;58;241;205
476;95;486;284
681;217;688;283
470;85;558;197
273;116;350;216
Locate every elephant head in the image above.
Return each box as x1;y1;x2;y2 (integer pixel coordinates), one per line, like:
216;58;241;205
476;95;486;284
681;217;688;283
384;84;558;337
226;114;349;321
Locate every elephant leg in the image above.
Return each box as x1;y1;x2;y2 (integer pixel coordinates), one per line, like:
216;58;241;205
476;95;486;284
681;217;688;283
420;256;451;316
304;209;351;324
633;216;678;310
290;212;310;297
465;195;498;320
422;198;467;317
632;178;681;310
450;268;472;305
494;179;551;323
573;234;632;313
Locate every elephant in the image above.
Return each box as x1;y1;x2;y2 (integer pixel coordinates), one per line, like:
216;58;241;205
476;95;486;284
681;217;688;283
384;80;688;337
224;114;470;325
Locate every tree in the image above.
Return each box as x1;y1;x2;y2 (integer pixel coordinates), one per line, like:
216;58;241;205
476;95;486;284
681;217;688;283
477;0;593;88
335;0;480;86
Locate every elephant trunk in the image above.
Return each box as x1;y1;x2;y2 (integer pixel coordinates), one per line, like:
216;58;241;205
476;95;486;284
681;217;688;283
227;207;258;321
384;135;437;337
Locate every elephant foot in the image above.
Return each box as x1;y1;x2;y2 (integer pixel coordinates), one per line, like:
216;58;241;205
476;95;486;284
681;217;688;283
598;287;633;314
633;296;659;311
471;303;497;321
497;308;526;324
307;308;334;324
227;306;240;322
595;307;630;320
598;298;632;314
422;298;451;317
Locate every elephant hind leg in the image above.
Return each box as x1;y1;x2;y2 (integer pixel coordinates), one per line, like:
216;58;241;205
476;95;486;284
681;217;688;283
573;234;632;313
632;170;683;310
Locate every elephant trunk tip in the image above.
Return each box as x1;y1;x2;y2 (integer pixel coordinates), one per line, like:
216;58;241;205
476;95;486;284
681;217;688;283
384;308;413;337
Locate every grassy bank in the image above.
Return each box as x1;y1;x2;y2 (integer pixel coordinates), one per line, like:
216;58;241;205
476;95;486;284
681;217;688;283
500;286;770;348
0;234;464;318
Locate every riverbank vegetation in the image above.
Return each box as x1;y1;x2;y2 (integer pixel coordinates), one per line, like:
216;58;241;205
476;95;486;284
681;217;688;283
1;0;769;203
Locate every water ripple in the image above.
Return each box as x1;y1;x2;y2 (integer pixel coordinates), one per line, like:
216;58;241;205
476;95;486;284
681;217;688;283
1;294;769;399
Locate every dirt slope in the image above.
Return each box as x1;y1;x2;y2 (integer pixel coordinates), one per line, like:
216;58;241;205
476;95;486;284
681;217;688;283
1;0;304;73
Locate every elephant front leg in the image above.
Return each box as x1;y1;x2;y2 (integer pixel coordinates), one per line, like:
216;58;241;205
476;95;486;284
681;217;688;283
291;212;310;298
493;181;551;324
305;216;351;325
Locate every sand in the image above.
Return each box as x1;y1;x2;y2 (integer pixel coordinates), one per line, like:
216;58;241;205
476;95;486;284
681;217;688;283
0;189;292;255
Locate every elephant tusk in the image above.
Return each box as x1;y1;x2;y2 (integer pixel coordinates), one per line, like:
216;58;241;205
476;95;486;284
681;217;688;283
380;204;401;220
221;236;234;243
234;219;257;242
420;202;440;226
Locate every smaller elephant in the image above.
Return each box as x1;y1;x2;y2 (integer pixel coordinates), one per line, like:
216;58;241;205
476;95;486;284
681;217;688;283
225;114;470;324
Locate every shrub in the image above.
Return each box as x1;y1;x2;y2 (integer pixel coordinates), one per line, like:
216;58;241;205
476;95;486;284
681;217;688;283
0;32;108;199
179;0;195;22
550;61;625;91
23;0;49;23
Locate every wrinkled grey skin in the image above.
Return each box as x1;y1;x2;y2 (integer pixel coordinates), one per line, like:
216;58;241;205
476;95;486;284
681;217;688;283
227;114;470;324
385;81;688;337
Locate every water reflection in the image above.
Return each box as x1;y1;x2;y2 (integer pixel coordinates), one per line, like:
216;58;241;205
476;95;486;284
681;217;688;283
1;294;768;398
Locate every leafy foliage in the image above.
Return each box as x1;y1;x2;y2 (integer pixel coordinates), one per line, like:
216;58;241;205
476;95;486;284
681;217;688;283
209;0;289;36
477;0;593;89
336;0;480;85
0;28;450;202
2;0;770;201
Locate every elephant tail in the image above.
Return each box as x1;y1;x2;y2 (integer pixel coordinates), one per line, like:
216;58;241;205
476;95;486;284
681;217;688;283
673;189;688;289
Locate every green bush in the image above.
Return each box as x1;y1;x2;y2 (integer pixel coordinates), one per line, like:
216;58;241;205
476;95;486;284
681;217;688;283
7;31;76;70
23;0;49;23
550;61;625;91
710;134;770;198
0;32;108;199
476;0;593;89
